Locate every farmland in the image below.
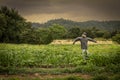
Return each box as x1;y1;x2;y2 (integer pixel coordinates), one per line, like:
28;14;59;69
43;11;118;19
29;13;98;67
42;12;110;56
0;43;120;80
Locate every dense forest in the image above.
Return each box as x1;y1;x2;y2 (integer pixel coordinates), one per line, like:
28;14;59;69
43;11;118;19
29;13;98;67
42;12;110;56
0;6;120;44
32;18;120;31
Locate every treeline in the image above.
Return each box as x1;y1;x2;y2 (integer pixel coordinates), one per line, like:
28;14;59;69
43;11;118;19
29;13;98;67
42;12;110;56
0;6;120;44
32;18;120;32
0;6;31;43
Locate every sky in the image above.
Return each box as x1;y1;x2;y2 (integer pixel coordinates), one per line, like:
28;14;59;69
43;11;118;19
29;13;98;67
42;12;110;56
0;0;120;23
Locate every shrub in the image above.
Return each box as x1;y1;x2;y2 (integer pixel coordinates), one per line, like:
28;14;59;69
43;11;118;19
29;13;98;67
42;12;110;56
112;34;120;44
105;64;120;73
93;75;109;80
111;75;120;80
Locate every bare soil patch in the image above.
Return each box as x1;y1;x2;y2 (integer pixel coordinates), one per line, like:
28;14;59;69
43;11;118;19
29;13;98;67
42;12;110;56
0;73;92;80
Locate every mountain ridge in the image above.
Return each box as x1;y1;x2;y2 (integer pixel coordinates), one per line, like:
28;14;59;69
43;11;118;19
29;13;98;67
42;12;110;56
32;18;120;31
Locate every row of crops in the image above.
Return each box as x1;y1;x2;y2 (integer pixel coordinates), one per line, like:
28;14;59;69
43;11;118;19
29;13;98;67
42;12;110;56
0;43;120;68
0;43;120;80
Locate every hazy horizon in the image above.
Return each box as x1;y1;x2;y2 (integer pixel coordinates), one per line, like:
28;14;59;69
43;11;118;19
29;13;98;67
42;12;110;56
30;18;120;24
0;0;120;23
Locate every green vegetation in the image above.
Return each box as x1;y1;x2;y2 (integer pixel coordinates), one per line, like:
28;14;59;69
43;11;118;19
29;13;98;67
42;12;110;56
0;6;120;80
0;6;30;43
0;6;120;44
0;44;120;80
0;44;119;68
92;75;109;80
112;34;120;44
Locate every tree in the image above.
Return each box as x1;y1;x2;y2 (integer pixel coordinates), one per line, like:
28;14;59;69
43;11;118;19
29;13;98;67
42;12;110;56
0;6;31;43
49;24;67;39
112;34;120;44
20;27;53;44
66;27;81;38
0;14;6;41
19;27;36;44
36;28;53;44
103;31;111;39
96;31;105;38
82;27;98;38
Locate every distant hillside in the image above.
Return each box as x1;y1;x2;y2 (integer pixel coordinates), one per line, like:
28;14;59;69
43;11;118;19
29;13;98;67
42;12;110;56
32;18;120;31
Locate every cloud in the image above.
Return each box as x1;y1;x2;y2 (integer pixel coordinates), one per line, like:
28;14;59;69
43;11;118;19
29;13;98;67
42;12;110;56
0;0;120;22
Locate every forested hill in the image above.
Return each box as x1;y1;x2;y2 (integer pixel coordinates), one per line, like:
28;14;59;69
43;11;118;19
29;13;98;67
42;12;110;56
1;6;119;44
32;18;120;31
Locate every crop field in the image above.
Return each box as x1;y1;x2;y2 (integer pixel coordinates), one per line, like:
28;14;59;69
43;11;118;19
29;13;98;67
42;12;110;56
0;43;120;80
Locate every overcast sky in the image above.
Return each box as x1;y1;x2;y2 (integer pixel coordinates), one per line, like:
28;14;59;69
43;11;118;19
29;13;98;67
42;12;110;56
0;0;120;23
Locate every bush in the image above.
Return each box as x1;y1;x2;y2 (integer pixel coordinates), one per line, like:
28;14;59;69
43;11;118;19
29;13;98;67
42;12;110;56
111;75;120;80
105;64;120;73
20;28;53;44
112;34;120;44
93;75;109;80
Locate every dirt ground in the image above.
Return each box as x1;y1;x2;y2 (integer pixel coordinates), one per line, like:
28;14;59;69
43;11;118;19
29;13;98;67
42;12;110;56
0;73;92;80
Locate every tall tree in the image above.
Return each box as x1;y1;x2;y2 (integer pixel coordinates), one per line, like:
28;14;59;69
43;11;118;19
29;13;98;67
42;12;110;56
49;24;67;39
67;27;81;38
0;6;31;43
